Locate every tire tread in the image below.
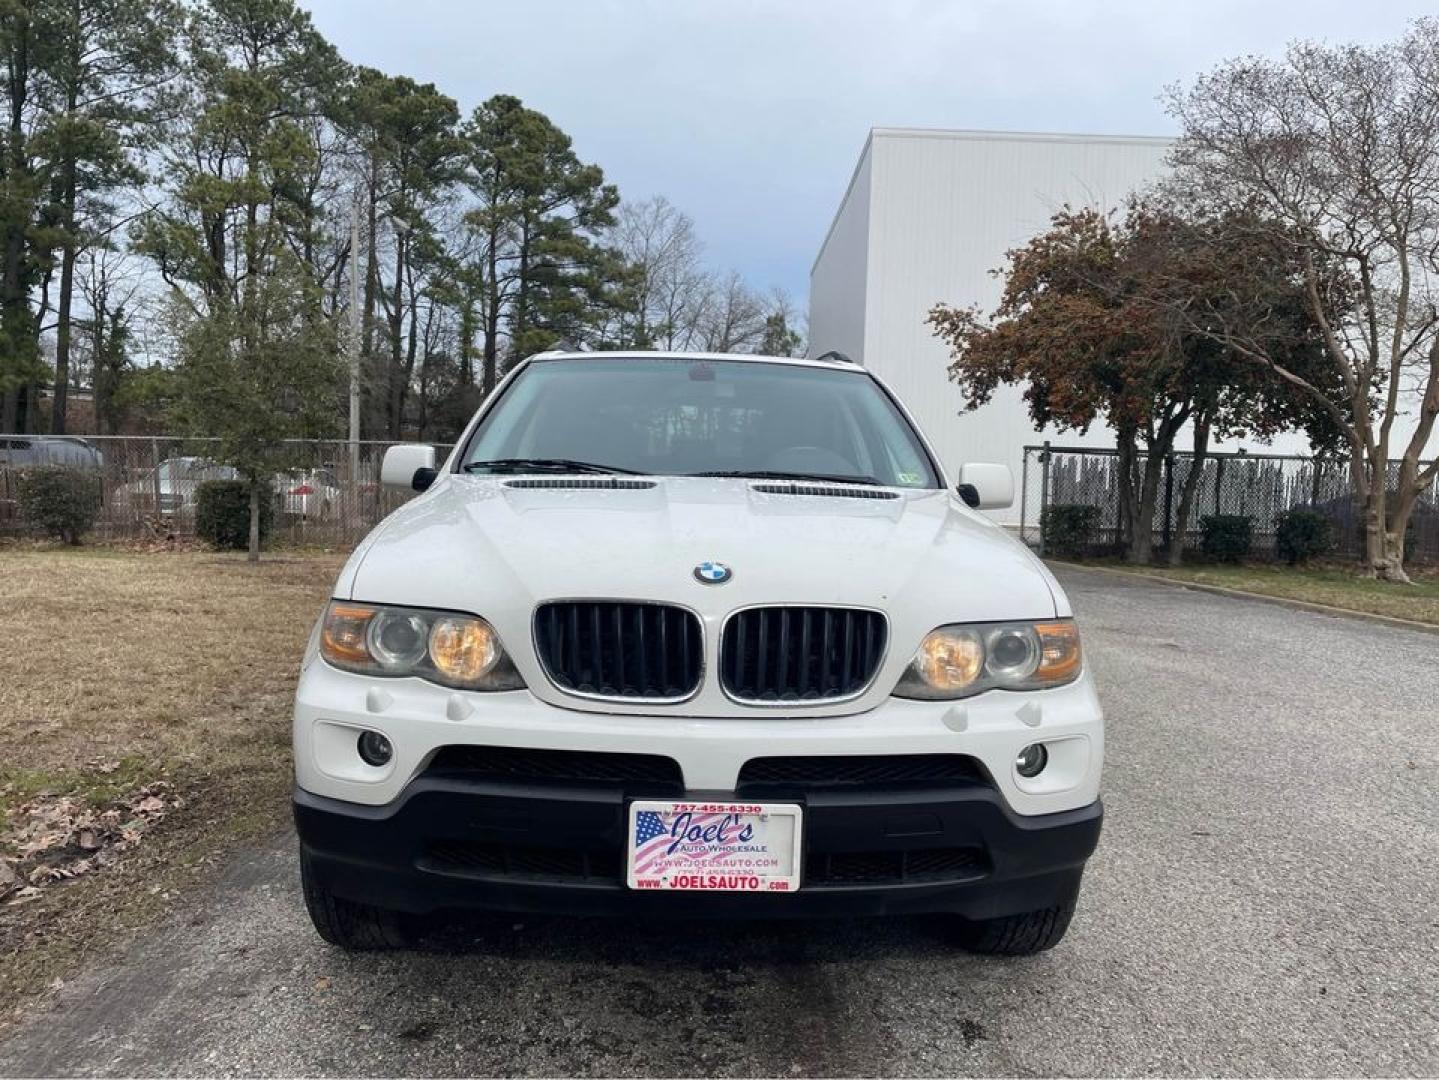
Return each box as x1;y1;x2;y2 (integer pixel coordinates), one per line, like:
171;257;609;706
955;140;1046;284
956;886;1079;956
300;852;410;951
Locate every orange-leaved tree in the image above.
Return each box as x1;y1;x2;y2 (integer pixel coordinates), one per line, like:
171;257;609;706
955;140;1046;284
929;204;1340;564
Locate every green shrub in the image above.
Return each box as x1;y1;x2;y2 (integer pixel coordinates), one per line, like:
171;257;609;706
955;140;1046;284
1041;503;1102;558
1275;509;1332;565
196;479;272;550
1199;514;1253;562
17;465;101;544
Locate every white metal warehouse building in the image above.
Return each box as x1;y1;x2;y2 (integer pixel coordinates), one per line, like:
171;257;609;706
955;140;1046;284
808;128;1175;523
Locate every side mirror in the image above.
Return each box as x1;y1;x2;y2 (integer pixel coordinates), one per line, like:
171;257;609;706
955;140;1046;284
955;462;1014;510
380;444;438;491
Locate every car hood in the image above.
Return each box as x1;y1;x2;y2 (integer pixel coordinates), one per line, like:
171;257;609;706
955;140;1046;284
342;473;1060;640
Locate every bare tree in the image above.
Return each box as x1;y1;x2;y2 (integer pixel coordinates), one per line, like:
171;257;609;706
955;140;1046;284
1165;19;1439;581
614;195;709;349
696;271;769;352
77;245;142;434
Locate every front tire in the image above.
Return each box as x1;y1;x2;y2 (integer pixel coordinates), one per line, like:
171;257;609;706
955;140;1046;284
953;882;1080;956
300;851;412;951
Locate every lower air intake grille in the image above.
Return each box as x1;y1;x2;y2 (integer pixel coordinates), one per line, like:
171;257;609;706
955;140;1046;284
736;754;989;793
420;841;622;883
534;601;703;701
425;745;683;790
720;606;887;702
804;847;988;887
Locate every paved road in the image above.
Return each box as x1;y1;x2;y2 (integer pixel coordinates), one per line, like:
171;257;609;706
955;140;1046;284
2;568;1437;1077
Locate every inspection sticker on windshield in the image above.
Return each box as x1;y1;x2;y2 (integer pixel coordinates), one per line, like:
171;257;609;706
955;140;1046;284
626;801;803;892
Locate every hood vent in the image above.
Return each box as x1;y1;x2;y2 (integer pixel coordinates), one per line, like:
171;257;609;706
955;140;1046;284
502;477;656;491
751;482;900;501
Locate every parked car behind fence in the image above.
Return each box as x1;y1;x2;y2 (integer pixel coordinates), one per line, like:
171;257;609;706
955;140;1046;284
276;467;341;522
0;436;449;544
110;457;241;520
0;434;104;470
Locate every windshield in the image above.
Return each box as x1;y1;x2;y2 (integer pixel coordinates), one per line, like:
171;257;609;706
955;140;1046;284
459;357;939;488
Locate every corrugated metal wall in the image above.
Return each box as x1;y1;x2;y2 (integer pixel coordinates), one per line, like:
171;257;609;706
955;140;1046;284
808;137;873;365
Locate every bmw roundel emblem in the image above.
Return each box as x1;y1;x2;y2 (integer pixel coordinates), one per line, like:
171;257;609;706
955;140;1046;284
693;560;732;585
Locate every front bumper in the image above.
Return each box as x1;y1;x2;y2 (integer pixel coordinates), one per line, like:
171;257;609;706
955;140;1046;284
293;660;1104;818
293;655;1104;920
295;777;1102;920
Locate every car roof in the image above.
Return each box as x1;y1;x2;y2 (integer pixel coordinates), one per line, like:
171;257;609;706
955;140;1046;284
526;350;863;372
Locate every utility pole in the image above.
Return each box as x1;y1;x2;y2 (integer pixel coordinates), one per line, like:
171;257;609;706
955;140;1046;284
348;195;361;484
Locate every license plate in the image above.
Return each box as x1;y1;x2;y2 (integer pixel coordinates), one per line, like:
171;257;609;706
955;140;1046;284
626;800;803;893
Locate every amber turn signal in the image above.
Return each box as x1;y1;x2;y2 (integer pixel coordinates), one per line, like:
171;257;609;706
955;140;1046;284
321;604;376;665
1034;621;1082;683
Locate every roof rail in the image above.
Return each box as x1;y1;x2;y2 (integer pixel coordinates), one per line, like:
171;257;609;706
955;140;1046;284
811;350;857;365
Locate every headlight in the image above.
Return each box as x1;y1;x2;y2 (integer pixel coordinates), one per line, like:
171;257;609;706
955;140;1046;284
320;601;525;691
893;619;1081;700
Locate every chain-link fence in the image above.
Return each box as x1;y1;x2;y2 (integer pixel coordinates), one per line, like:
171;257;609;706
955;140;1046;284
1018;443;1439;563
0;435;453;546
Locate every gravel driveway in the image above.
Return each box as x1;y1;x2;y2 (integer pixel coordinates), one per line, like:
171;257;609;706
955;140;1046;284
2;567;1436;1077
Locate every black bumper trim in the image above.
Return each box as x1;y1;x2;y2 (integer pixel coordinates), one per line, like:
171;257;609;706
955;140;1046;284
294;777;1102;920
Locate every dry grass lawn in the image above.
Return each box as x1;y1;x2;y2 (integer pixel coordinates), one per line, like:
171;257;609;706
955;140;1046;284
0;546;344;1020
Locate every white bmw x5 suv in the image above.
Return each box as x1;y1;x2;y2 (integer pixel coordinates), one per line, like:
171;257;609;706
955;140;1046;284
292;351;1103;953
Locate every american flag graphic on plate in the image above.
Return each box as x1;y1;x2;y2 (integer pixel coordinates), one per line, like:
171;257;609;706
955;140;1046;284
626;800;803;893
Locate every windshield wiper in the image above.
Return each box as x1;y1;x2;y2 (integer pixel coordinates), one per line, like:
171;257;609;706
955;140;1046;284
463;457;647;476
688;469;883;486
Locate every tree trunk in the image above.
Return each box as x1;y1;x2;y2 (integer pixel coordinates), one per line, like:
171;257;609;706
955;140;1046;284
1377;336;1439;583
398;271;418;434
1352;446;1409;582
387;235;405;438
1114;428;1138;555
1387;484;1420;580
1362;494;1406;582
1167;418;1212;566
513;226;531;357
50;65;79;435
51;185;77;434
1129;452;1166;565
362;168;378;366
247;479;261;564
483;222;500;393
458;289;475;387
2;19;34;412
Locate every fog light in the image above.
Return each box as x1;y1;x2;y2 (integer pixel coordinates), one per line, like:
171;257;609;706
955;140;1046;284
1016;742;1048;778
357;730;393;767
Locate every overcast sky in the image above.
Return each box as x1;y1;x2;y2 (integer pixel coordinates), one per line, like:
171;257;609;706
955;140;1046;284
304;0;1433;316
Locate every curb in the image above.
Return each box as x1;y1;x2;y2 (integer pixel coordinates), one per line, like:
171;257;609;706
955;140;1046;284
1048;560;1439;637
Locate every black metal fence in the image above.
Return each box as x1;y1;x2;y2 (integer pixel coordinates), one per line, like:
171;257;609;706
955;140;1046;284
1019;443;1439;564
0;435;453;546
